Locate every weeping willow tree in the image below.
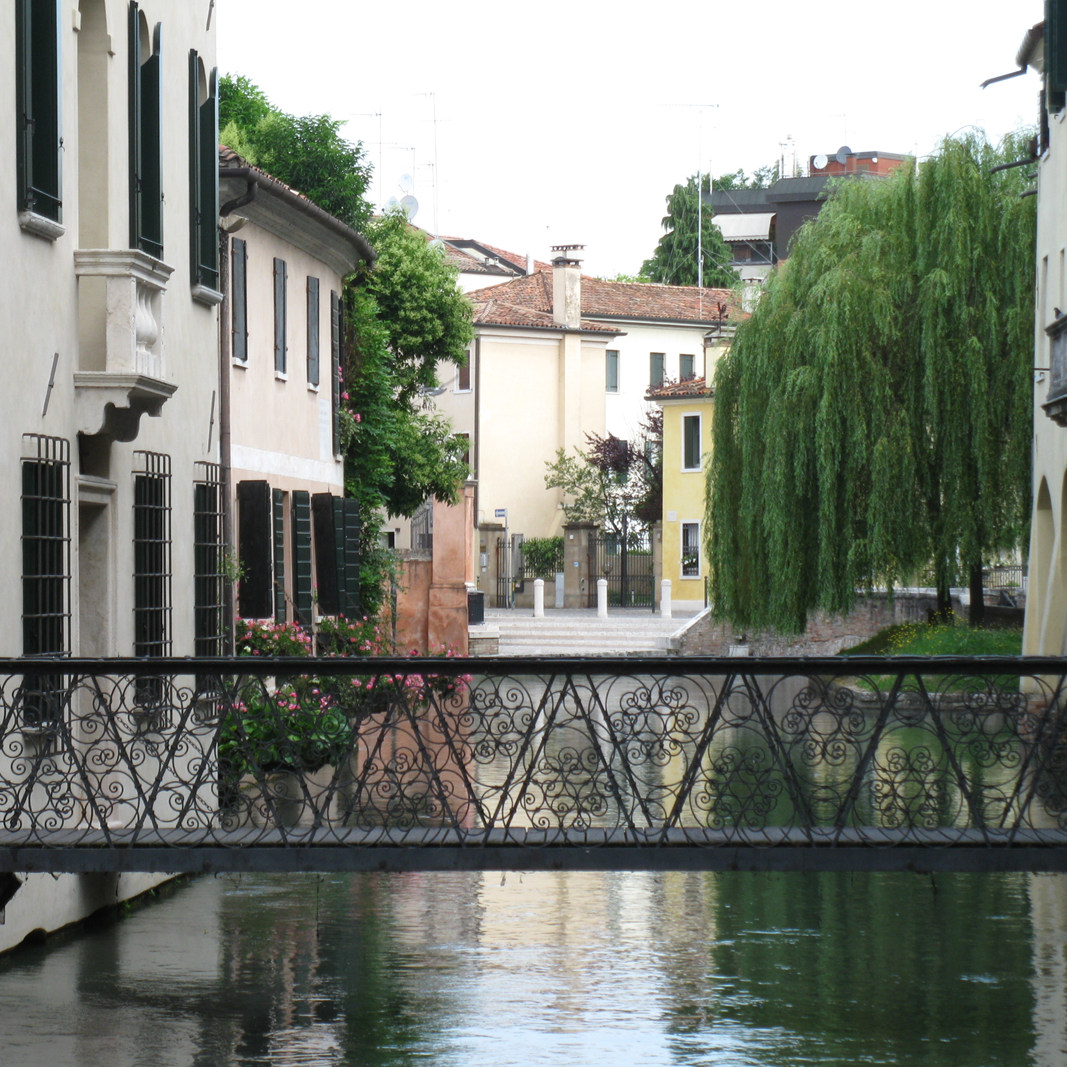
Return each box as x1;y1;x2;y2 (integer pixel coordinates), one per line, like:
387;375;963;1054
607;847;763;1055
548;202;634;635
707;131;1036;632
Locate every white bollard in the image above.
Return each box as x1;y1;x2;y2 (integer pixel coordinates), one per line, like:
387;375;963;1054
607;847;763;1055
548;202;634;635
660;580;672;618
597;578;608;618
533;578;545;617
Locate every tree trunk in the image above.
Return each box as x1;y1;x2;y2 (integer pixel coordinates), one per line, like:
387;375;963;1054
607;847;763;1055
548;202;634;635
968;562;985;629
932;572;954;624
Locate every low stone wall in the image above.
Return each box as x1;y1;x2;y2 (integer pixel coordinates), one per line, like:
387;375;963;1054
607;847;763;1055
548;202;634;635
677;592;965;657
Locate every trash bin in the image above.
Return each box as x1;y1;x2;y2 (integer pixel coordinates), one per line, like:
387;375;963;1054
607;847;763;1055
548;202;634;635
467;591;485;625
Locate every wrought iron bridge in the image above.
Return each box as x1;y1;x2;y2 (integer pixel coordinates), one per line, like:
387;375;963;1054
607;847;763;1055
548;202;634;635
3;656;1067;874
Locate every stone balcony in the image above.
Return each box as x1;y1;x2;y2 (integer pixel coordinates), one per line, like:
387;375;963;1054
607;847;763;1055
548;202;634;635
74;249;177;442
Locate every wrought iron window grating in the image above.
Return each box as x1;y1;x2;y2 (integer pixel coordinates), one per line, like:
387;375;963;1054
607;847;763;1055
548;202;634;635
132;451;172;709
19;435;71;732
193;463;224;659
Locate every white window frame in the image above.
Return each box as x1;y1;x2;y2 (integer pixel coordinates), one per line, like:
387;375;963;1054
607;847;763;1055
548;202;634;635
681;413;702;472
681;521;701;578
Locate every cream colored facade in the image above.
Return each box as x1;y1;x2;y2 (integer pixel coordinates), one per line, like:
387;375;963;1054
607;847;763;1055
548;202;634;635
1022;24;1067;656
1;0;219;952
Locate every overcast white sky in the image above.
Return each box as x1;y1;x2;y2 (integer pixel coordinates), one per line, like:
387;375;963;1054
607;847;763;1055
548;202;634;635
217;0;1045;278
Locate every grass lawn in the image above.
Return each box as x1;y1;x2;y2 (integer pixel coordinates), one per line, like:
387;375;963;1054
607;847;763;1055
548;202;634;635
840;622;1022;658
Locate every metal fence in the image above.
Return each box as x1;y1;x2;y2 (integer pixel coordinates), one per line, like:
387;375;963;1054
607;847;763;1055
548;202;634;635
3;656;1067;873
588;535;655;609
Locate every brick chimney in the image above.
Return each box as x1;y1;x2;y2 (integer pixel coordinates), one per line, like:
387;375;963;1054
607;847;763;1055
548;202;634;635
551;244;584;329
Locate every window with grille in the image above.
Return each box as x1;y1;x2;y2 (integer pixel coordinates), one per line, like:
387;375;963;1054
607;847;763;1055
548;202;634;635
21;435;70;729
133;451;172;658
15;0;62;223
193;463;224;657
681;522;700;577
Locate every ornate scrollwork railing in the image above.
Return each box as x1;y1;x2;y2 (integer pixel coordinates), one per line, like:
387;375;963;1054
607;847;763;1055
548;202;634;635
2;656;1067;872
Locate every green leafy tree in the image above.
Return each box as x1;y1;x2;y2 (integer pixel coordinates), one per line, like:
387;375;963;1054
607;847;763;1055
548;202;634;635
641;174;738;287
707;131;1035;632
358;213;474;408
219;74;371;230
713;162;780;191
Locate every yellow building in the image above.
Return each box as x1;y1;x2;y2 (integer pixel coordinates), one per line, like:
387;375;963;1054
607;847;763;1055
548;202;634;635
648;377;716;614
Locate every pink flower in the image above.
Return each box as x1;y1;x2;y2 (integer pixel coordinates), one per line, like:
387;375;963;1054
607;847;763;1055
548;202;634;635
341;392;349;400
354;413;362;423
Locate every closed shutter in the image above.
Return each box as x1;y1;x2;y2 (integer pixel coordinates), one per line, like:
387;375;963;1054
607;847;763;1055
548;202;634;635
311;493;360;617
16;0;61;221
291;491;313;625
232;238;248;360
237;480;272;619
307;278;320;386
312;492;339;615
188;53;219;288
1050;1;1067;108
339;497;361;618
274;259;288;373
272;488;286;623
130;10;163;258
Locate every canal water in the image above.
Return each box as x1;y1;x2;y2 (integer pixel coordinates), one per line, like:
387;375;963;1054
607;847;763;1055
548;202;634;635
0;869;1064;1066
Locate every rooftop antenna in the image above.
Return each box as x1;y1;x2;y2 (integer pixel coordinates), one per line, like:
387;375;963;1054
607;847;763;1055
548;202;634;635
416;92;440;236
352;111;383;209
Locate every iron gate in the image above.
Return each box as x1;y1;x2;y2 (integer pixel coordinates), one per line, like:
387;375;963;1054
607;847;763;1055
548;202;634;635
495;533;524;608
589;533;654;608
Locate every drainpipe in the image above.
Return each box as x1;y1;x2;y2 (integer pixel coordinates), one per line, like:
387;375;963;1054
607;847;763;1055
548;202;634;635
473;333;481;526
217;225;235;654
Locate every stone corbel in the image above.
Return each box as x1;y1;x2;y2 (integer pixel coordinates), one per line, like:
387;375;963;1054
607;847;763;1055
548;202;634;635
74;372;177;443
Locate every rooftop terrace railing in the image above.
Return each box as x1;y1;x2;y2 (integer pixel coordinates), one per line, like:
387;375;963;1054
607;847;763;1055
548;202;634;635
2;656;1067;873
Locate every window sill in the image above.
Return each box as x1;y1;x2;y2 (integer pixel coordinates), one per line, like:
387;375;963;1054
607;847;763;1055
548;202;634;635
232;358;249;369
192;283;224;307
679;574;702;580
275;371;288;382
307;382;320;393
454;388;472;394
681;467;701;474
19;210;65;241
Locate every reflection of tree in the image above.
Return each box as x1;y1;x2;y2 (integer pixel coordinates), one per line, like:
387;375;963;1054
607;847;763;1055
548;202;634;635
675;871;1036;1066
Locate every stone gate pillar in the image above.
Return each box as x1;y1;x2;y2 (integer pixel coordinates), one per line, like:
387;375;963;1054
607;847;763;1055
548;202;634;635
563;522;597;609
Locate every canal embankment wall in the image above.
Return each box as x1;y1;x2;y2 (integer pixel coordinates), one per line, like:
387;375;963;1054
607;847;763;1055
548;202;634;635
670;590;988;656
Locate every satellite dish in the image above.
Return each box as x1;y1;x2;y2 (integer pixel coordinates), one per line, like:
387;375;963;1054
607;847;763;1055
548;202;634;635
429;238;445;250
399;174;414;193
813;154;828;171
386;196;399;211
836;145;852;165
400;194;419;220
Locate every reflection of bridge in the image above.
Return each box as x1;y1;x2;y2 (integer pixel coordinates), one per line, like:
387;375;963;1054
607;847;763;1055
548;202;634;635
3;656;1067;874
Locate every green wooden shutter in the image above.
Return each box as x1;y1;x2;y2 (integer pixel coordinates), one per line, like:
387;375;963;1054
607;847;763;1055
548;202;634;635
291;491;313;625
307;277;320;386
335;497;361;619
199;69;219;287
274;259;288;374
232;238;248;360
272;488;286;623
331;290;341;453
312;492;339;615
188;50;199;282
1049;1;1067;109
16;0;61;222
237;480;272;619
139;26;163;258
128;3;142;249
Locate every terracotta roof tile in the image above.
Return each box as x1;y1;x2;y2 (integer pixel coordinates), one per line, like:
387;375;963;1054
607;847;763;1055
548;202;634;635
646;376;714;400
472;297;621;333
467;270;744;326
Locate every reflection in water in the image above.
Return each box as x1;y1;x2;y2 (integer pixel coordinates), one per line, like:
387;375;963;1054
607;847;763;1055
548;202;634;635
0;870;1064;1066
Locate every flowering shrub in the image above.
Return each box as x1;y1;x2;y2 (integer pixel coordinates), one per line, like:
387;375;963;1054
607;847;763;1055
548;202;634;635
222;617;471;795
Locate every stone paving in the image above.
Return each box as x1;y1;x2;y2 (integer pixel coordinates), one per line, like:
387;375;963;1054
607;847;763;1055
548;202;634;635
483;606;702;656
